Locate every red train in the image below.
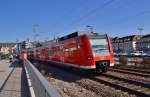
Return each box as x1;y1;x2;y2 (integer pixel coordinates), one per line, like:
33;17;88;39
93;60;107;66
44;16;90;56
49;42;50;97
24;32;114;73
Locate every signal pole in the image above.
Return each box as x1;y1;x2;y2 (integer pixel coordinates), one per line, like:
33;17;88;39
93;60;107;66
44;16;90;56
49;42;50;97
33;24;39;57
137;27;144;35
16;39;19;55
85;25;93;33
33;24;39;42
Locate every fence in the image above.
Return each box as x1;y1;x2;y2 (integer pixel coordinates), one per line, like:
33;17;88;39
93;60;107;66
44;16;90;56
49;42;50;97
114;56;150;68
24;60;61;97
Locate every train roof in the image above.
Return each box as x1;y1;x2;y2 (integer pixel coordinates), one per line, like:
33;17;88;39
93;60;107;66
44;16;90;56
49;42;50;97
58;32;107;41
21;32;107;52
58;32;78;41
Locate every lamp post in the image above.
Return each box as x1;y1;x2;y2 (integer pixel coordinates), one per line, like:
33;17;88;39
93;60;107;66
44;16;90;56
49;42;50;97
33;24;39;42
33;24;39;57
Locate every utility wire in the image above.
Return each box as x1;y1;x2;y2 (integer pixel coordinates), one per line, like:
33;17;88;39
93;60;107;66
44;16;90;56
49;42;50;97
70;0;115;25
61;0;116;34
69;0;132;32
51;0;90;37
106;9;150;27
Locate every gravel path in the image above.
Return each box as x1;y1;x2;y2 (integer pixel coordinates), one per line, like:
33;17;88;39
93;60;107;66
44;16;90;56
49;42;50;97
46;76;98;97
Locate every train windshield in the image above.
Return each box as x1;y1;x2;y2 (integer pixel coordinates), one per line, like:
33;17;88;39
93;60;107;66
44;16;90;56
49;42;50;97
89;38;110;56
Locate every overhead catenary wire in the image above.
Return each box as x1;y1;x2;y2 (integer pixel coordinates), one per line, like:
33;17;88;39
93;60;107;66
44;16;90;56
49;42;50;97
70;1;150;36
105;9;150;27
61;0;116;34
69;0;115;25
52;0;150;38
51;0;90;38
72;0;137;29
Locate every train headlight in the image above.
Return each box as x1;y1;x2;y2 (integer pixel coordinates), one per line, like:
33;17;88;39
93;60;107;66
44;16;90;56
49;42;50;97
87;56;93;60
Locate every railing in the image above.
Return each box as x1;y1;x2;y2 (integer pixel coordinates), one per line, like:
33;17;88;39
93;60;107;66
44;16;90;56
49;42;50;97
24;60;61;97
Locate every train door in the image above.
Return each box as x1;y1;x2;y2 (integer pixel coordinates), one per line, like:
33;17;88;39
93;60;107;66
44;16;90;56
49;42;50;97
61;45;64;63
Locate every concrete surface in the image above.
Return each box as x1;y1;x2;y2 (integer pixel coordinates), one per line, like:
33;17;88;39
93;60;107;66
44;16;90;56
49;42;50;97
0;60;30;97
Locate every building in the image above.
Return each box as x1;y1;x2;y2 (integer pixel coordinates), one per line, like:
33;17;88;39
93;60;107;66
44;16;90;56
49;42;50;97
111;37;119;52
112;35;142;53
0;43;16;55
136;34;150;52
0;43;16;48
0;47;10;54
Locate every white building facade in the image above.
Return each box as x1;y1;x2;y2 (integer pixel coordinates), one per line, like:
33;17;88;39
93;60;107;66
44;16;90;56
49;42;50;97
136;34;150;52
112;35;141;53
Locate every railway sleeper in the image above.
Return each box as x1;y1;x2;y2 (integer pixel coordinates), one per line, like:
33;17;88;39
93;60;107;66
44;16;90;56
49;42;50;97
90;77;150;97
113;67;150;74
102;73;150;89
109;68;150;78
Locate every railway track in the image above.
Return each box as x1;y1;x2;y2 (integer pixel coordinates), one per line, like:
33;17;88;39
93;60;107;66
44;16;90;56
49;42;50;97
102;73;150;88
76;67;150;96
90;74;150;97
112;67;150;74
109;68;150;78
35;62;134;97
32;61;150;97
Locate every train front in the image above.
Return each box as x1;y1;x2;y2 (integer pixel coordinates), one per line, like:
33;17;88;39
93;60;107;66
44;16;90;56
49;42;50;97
88;33;114;73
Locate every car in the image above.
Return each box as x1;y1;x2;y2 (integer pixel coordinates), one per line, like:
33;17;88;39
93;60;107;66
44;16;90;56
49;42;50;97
117;52;129;56
131;51;141;56
141;53;148;56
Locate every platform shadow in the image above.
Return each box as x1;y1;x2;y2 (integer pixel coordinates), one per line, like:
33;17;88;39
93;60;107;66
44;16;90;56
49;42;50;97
21;68;31;97
9;60;22;68
34;61;92;83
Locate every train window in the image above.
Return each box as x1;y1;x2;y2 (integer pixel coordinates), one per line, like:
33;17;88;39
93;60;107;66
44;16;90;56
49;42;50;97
76;40;80;50
49;49;53;56
68;51;74;58
52;47;55;52
52;47;57;52
89;38;110;56
37;52;40;56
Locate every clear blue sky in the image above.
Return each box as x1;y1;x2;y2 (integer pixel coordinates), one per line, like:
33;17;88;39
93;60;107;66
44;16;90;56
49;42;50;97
0;0;150;42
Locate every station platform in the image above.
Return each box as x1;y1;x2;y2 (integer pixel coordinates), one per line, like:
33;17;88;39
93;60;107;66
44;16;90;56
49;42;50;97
0;59;30;97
